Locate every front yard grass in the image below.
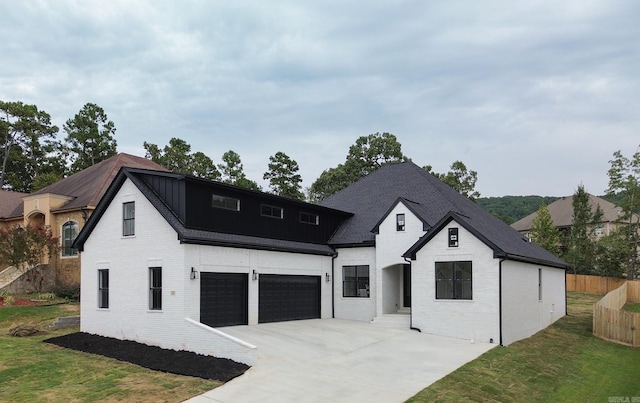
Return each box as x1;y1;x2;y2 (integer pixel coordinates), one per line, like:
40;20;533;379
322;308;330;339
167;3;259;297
408;292;640;402
0;304;219;402
623;302;640;313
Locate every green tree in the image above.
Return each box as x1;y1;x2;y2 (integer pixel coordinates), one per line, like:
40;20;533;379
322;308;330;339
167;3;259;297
564;185;603;275
309;132;406;201
63;103;117;173
606;146;640;279
263;151;304;200
529;203;561;255
424;161;481;201
0;225;59;292
594;227;631;278
0;100;59;191
218;150;260;190
144;138;220;181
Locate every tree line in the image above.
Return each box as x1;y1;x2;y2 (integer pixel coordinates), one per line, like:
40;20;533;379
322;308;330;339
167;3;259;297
1;100;480;202
528;148;640;279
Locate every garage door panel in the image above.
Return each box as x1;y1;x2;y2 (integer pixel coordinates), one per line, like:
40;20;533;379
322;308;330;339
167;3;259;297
259;274;320;323
200;272;248;327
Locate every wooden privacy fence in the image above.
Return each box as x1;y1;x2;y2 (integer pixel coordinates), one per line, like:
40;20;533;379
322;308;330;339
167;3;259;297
566;273;637;295
592;282;640;348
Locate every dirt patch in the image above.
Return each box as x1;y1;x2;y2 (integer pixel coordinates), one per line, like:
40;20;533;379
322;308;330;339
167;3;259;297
0;297;41;307
44;332;249;382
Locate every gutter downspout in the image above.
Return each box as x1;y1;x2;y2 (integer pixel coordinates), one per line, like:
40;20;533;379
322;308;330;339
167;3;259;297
499;257;506;346
404;257;421;332
331;254;337;319
565;268;568;316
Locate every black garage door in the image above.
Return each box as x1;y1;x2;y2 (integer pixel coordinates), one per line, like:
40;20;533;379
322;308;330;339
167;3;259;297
259;274;321;323
200;272;248;327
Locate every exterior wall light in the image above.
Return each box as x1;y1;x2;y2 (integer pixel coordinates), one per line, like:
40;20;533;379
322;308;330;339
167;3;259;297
253;270;258;281
325;273;331;282
190;267;198;280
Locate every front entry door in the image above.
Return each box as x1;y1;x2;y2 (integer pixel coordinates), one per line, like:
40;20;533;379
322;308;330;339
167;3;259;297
403;264;411;307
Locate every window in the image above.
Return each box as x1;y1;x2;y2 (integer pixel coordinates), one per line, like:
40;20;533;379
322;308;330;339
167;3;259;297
212;194;240;211
261;204;283;219
538;268;542;301
300;212;319;225
123;202;135;236
396;213;405;231
149;267;162;310
61;221;78;257
435;261;472;300
448;228;459;247
98;269;109;308
343;265;370;297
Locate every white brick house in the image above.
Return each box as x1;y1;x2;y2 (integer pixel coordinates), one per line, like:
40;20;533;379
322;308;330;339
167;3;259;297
75;162;568;364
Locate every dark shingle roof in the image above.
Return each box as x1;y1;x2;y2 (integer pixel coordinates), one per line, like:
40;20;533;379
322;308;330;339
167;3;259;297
0;190;27;219
321;162;568;268
33;153;166;212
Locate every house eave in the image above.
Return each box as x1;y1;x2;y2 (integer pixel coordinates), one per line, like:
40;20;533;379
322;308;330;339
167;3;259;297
179;236;337;257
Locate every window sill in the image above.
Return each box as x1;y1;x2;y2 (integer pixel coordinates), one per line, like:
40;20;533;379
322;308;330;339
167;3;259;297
433;299;474;303
147;309;163;313
60;255;79;259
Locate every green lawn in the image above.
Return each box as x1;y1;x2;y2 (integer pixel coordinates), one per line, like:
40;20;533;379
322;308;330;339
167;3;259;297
408;292;640;402
0;304;219;402
624;302;640;313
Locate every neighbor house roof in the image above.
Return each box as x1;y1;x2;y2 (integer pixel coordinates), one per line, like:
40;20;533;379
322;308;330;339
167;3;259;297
31;153;167;213
0;190;27;220
321;162;568;268
511;194;625;232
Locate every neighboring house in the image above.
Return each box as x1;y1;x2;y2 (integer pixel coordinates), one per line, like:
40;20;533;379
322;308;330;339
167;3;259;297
0;153;166;287
511;194;629;243
74;162;568;365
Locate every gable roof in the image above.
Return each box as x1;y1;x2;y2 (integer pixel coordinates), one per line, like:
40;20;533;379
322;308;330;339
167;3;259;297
31;153;167;213
75;167;349;256
511;194;625;232
0;190;27;220
321;162;568;268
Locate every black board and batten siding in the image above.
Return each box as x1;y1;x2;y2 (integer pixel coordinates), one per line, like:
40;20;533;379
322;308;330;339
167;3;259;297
181;180;349;244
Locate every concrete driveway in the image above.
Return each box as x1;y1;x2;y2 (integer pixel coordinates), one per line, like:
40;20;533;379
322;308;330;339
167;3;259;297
186;319;495;403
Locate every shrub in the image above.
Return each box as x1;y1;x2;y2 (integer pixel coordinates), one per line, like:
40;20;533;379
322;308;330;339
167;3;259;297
52;284;80;302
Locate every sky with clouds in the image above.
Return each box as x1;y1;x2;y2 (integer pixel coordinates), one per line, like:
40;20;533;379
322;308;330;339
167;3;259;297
1;1;638;197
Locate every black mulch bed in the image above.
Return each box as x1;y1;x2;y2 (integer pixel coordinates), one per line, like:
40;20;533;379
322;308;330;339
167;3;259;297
44;332;250;382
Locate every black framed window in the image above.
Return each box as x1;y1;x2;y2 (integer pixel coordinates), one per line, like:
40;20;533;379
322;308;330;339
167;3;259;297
396;214;405;231
212;194;240;211
538;268;542;301
343;265;370;297
435;261;472;300
149;267;162;310
261;204;283;219
61;221;78;257
448;227;459;247
300;212;319;225
98;269;109;308
123;202;135;236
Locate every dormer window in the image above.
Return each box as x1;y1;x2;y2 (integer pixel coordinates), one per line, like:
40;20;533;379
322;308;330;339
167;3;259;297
448;227;459;247
396;214;405;231
261;204;283;219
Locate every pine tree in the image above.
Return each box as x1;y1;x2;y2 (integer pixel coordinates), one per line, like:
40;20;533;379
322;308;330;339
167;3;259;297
529;203;560;255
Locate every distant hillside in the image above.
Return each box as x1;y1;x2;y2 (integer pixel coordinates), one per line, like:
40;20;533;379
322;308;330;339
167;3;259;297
477;196;560;224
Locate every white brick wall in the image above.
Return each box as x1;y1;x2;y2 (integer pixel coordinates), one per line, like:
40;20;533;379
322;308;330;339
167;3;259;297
333;247;377;321
411;220;501;343
375;202;426;315
501;261;566;345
